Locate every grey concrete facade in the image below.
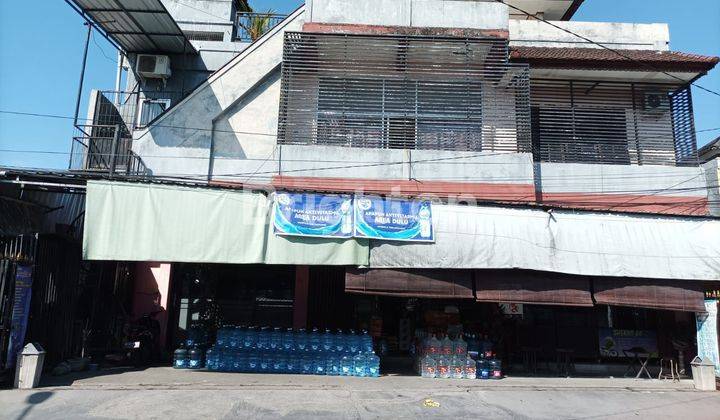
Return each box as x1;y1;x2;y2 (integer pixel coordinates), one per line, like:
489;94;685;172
703;158;720;216
306;0;509;30
509;20;670;50
123;2;713;215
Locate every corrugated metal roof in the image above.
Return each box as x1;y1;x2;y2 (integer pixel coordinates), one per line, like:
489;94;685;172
68;0;196;54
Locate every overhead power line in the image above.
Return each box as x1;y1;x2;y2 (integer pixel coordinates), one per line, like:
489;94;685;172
494;0;720;98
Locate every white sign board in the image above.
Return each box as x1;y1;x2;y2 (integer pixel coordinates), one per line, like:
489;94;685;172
499;303;523;316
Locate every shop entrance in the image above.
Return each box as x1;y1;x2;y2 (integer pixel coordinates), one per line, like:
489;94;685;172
168;263;296;349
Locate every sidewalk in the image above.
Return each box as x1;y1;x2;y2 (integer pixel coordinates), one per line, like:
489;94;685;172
37;367;697;391
1;368;717;420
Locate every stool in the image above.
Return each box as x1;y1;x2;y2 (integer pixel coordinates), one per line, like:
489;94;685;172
658;358;680;382
555;348;575;377
521;347;540;376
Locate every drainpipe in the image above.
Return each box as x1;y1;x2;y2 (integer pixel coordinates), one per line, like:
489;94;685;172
207;64;281;182
114;52;124;105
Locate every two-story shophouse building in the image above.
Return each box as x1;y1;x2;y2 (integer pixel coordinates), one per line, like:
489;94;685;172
46;0;720;377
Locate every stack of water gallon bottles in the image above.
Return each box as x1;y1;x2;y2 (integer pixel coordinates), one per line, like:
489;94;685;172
204;327;380;377
418;334;502;379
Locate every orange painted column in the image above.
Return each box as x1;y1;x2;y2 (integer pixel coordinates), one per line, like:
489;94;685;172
132;262;172;349
293;265;309;330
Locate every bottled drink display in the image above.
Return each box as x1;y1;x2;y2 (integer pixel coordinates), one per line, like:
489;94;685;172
202;326;380;377
415;331;501;380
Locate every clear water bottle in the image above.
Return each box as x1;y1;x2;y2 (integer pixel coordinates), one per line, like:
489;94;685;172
243;327;257;350
258;352;271;373
325;356;338;376
236;327;247;350
314;355;326;375
366;352;380;377
272;352;286;373
247;351;260;373
309;328;321;353
440;335;453;356
453;336;468;356
227;328;239;349
437;355;450;379
301;355;313;374
464;356;477;379
217;349;228;372
361;330;374;354
286;354;297;374
333;330;346;354
347;330;360;354
205;347;216;371
256;327;269;351
322;329;335;353
173;348;187;369
269;327;282;351
427;334;441;356
282;328;295;352
353;353;367;377
216;328;228;348
477;359;490;379
451;356;464;379
231;350;241;372
421;354;437;378
340;355;353;376
489;359;503;379
295;329;308;352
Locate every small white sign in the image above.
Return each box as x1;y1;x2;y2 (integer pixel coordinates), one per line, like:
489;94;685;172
499;303;523;315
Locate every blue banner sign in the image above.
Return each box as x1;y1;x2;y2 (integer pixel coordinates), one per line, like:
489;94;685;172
354;195;434;242
273;192;354;238
598;328;658;358
6;265;33;368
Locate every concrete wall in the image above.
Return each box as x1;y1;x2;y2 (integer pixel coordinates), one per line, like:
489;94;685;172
538;162;709;215
121;1;250;110
132;7;307;180
306;0;509;30
703;158;720;216
510;20;670;50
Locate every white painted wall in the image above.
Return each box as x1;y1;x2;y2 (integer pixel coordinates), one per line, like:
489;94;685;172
539;162;707;198
510;20;670;51
306;0;509;30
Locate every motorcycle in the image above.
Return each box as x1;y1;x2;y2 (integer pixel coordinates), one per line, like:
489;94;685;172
123;310;162;367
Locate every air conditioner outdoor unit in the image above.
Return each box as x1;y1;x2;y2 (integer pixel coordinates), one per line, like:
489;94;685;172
643;92;670;112
136;54;171;79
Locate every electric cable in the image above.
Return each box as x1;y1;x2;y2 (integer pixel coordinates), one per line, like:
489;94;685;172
493;0;720;98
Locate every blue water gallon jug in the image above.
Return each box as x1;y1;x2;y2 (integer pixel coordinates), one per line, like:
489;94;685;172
173;348;188;369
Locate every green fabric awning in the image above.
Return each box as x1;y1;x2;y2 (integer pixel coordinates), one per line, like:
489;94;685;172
83;181;368;265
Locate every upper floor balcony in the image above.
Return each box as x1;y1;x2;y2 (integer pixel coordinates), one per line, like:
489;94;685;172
69;89;185;176
277;32;706;167
234;12;288;42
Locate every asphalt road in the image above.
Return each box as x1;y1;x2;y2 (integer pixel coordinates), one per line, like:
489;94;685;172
2;387;719;419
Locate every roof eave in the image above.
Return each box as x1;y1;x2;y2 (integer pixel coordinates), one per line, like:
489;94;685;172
561;0;585;21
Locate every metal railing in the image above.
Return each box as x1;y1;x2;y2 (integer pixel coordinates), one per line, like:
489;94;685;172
234;12;286;42
70;124;148;176
93;90;184;131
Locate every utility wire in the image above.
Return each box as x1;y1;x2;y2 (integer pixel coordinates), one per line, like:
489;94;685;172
494;0;720;98
2;109;718;157
91;31;117;64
